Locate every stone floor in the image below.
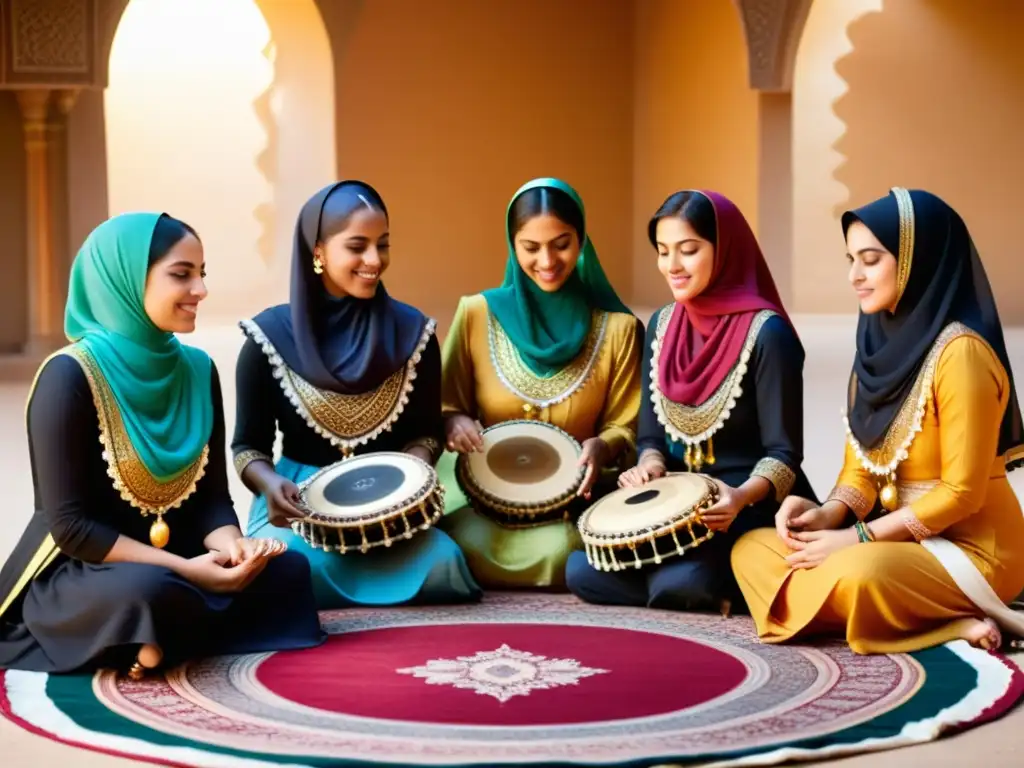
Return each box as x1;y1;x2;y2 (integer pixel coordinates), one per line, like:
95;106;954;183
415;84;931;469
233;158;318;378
2;315;1022;766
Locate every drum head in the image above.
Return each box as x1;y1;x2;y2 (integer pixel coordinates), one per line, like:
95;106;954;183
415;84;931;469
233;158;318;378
581;474;716;537
461;420;582;507
300;452;434;526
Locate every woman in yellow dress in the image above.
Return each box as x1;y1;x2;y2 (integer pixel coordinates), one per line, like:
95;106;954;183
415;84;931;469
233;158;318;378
438;178;642;589
732;188;1024;653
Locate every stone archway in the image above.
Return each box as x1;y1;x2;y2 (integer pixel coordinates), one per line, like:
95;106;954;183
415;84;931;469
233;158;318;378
731;0;813;307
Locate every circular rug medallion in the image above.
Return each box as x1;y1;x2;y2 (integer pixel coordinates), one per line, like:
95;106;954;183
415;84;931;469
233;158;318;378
2;594;1021;768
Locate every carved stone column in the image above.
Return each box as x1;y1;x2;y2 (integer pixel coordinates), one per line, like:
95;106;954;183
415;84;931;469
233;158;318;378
17;88;64;354
47;88;81;316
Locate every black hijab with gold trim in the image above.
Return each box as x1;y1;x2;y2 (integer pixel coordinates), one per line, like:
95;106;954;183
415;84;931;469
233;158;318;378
842;188;1023;469
251;181;428;395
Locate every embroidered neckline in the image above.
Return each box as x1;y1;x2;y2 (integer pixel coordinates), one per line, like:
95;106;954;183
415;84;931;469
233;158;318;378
487;309;608;408
649;307;775;445
66;345;208;516
240;317;435;455
843;322;977;477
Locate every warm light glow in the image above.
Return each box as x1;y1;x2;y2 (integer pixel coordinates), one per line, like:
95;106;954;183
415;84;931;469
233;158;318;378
105;0;274;323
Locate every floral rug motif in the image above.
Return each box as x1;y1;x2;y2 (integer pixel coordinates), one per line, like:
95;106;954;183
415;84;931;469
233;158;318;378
2;593;1022;767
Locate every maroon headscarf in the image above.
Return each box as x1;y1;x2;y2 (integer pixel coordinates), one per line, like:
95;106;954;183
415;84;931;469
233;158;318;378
657;190;792;405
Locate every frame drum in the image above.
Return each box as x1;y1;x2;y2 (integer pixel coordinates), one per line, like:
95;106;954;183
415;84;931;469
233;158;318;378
456;420;584;527
294;452;443;553
577;473;718;571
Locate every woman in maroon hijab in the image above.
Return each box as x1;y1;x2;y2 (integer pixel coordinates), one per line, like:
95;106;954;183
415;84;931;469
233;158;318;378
566;190;817;613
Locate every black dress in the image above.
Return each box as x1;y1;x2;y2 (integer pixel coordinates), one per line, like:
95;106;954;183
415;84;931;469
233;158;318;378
0;354;324;673
566;308;819;611
230;319;480;608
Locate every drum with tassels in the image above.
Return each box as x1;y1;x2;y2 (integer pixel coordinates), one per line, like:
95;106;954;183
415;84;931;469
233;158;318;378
456;420;585;527
293;452;443;553
577;473;718;571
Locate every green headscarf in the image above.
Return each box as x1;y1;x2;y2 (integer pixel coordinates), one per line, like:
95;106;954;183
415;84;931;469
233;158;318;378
481;178;632;377
64;212;213;482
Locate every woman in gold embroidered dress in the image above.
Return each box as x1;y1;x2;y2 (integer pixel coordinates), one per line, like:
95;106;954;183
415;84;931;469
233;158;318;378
732;188;1024;653
437;178;642;589
232;182;480;609
566;190;814;612
0;214;323;676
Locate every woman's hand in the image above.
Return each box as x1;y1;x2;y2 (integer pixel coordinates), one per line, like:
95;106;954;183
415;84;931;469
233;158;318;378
774;496;821;547
784;528;859;570
225;537;287;567
445;414;484;454
180;550;269;593
261;474;305;528
701;479;748;532
576;438;610;499
618;454;667;488
775;497;845;549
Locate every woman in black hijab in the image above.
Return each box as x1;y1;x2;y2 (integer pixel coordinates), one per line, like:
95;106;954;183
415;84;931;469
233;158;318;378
731;187;1024;654
232;181;480;608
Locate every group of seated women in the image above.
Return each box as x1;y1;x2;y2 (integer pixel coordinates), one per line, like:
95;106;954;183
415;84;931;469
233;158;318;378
0;176;1021;679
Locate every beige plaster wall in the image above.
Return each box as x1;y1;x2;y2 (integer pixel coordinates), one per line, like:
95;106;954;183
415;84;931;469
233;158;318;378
631;0;759;310
318;0;635;332
793;0;1024;322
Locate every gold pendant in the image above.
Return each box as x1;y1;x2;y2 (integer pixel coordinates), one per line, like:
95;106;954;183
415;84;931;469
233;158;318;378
879;477;899;512
705;436;716;466
522;403;536;419
149;515;170;549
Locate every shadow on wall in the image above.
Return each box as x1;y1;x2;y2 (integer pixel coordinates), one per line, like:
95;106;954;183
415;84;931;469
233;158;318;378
833;0;1024;323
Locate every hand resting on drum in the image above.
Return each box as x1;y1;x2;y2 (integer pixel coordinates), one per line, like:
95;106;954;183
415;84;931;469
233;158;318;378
241;461;306;528
618;453;667;488
576;437;610;499
445;413;485;453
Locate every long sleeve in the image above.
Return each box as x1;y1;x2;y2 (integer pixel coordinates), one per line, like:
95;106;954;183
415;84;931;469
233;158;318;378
400;334;445;463
194;362;243;538
231;335;276;475
636;307;667;459
828;441;878;520
441;296;477;418
596;315;642;457
904;336;1009;538
27;355;121;562
749;316;804;501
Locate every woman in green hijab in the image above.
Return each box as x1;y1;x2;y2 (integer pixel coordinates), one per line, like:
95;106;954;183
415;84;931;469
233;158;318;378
438;178;643;588
0;213;323;677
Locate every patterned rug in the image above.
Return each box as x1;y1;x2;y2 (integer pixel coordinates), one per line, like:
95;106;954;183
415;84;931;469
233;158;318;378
2;593;1022;767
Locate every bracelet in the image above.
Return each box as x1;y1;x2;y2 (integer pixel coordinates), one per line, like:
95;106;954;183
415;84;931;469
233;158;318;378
854;521;875;543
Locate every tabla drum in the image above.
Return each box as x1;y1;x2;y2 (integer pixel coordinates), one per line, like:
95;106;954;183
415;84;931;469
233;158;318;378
456;420;585;527
293;452;443;553
577;473;718;571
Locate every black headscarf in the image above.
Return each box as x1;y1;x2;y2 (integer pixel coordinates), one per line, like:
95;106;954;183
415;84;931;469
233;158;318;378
250;181;429;395
843;188;1022;469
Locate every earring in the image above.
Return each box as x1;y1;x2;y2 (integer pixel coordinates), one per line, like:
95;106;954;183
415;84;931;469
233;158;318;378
313;253;324;275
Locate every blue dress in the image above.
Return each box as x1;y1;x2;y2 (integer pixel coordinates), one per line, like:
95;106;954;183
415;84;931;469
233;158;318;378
231;319;481;609
565;308;818;612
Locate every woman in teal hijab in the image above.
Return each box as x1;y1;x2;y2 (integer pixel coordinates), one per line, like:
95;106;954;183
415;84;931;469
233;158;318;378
438;178;643;589
0;213;323;676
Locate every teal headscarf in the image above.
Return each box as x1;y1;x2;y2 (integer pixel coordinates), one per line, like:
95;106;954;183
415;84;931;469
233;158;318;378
64;212;213;482
481;178;632;377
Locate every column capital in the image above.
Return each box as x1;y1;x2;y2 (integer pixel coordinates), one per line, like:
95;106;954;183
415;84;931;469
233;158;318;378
15;88;52;123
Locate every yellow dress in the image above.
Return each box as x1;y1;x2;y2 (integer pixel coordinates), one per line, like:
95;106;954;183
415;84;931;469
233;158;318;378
732;324;1024;654
438;294;642;588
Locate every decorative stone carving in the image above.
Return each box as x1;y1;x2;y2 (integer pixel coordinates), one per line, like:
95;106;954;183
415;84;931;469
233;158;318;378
732;0;813;92
10;0;91;74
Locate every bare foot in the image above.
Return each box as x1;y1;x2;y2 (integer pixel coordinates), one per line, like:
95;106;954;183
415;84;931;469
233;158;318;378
962;618;1001;650
128;643;164;680
137;643;163;669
